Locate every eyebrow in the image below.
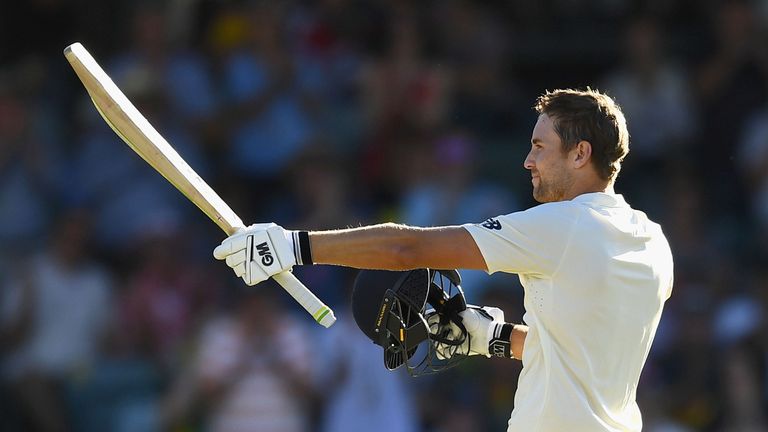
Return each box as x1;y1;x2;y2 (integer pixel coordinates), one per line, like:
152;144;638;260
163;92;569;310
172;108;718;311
531;138;544;145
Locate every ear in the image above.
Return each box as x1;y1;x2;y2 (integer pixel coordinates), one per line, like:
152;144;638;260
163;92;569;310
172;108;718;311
572;140;592;169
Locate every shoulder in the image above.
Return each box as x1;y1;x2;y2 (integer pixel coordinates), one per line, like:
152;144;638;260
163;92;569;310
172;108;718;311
469;202;582;236
501;201;583;225
469;202;585;245
530;200;583;214
463;202;585;275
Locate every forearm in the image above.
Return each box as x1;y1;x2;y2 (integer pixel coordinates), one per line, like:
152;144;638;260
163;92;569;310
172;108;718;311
309;223;417;269
309;223;485;271
511;324;528;360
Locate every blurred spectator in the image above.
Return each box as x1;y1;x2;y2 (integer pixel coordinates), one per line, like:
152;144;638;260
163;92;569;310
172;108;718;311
694;0;766;223
358;4;452;206
1;209;114;431
655;302;720;430
189;288;313;432
738;103;768;241
660;168;721;280
110;3;219;128
0;67;57;262
281;146;361;230
360;125;434;213
277;146;364;308
713;295;764;349
432;1;521;137
602;16;695;216
314;306;419;432
288;0;367;152
64;344;162;432
401;131;514;226
118;225;220;368
220;2;320;193
716;344;768;431
359;4;450;132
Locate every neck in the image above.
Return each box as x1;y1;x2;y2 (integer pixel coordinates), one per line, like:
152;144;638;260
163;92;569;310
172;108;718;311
563;178;613;200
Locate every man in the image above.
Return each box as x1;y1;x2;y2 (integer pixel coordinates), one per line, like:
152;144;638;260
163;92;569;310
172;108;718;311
1;209;113;431
192;288;312;432
213;88;674;431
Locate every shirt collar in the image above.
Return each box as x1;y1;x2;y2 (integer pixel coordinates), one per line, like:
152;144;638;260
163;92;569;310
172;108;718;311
571;192;628;208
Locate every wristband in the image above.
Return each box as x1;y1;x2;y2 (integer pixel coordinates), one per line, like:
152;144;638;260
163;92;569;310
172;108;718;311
290;231;314;265
489;322;514;358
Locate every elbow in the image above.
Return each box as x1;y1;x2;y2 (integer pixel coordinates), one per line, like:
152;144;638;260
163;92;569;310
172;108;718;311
389;239;429;270
389;244;417;270
375;223;432;270
365;223;421;270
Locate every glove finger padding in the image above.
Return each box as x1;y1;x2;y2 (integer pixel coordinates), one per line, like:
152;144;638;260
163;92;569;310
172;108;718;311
233;262;246;277
225;249;247;269
213;233;248;260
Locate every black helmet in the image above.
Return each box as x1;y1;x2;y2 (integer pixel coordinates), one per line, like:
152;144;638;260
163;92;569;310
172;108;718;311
351;268;469;376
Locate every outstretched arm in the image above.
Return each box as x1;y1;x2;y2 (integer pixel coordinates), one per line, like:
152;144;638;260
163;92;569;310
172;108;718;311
213;222;488;286
309;223;488;271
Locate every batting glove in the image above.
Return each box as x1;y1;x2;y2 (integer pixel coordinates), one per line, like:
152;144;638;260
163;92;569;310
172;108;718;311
213;223;313;286
428;305;514;359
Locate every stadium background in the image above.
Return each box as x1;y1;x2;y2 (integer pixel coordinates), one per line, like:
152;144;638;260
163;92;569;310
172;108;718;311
1;0;767;430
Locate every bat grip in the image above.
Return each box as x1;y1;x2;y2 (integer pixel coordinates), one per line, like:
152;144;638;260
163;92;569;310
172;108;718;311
273;272;336;328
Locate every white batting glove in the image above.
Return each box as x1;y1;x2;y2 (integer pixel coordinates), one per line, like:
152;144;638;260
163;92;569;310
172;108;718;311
213;223;312;286
428;305;513;359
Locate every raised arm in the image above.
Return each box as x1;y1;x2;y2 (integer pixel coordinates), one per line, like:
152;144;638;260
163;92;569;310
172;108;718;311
212;222;487;286
309;223;488;271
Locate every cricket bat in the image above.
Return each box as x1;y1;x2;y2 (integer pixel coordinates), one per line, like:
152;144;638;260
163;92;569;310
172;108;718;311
64;42;335;328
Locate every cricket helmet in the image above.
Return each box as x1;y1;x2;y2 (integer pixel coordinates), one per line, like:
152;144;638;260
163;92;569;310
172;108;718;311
351;268;470;376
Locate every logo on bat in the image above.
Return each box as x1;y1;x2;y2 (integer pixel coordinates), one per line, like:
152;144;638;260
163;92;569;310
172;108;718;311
255;242;274;266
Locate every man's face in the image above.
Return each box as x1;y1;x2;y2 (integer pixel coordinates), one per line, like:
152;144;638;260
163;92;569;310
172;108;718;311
524;114;573;203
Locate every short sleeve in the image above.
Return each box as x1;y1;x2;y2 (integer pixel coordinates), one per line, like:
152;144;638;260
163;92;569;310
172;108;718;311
462;202;581;276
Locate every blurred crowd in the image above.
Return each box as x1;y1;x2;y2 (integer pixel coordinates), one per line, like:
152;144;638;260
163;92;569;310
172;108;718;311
1;0;768;431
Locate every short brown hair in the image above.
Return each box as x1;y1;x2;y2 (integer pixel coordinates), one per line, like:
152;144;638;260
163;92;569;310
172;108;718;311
534;88;629;182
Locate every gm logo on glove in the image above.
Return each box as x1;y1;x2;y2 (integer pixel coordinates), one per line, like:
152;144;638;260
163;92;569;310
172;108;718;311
213;222;298;286
255;242;274;266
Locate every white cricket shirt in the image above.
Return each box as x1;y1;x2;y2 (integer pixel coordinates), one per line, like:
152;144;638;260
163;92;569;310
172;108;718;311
463;192;673;432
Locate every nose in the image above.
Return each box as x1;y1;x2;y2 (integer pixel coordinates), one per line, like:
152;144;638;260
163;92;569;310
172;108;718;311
523;151;534;170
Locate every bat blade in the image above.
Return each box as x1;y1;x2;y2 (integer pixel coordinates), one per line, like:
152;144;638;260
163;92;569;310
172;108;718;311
64;42;335;328
64;42;242;235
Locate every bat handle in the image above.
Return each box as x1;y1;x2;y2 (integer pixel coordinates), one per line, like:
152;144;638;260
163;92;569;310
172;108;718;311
273;271;336;328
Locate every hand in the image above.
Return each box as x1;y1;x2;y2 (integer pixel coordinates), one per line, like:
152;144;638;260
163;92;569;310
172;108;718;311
213;223;296;286
428;305;510;359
